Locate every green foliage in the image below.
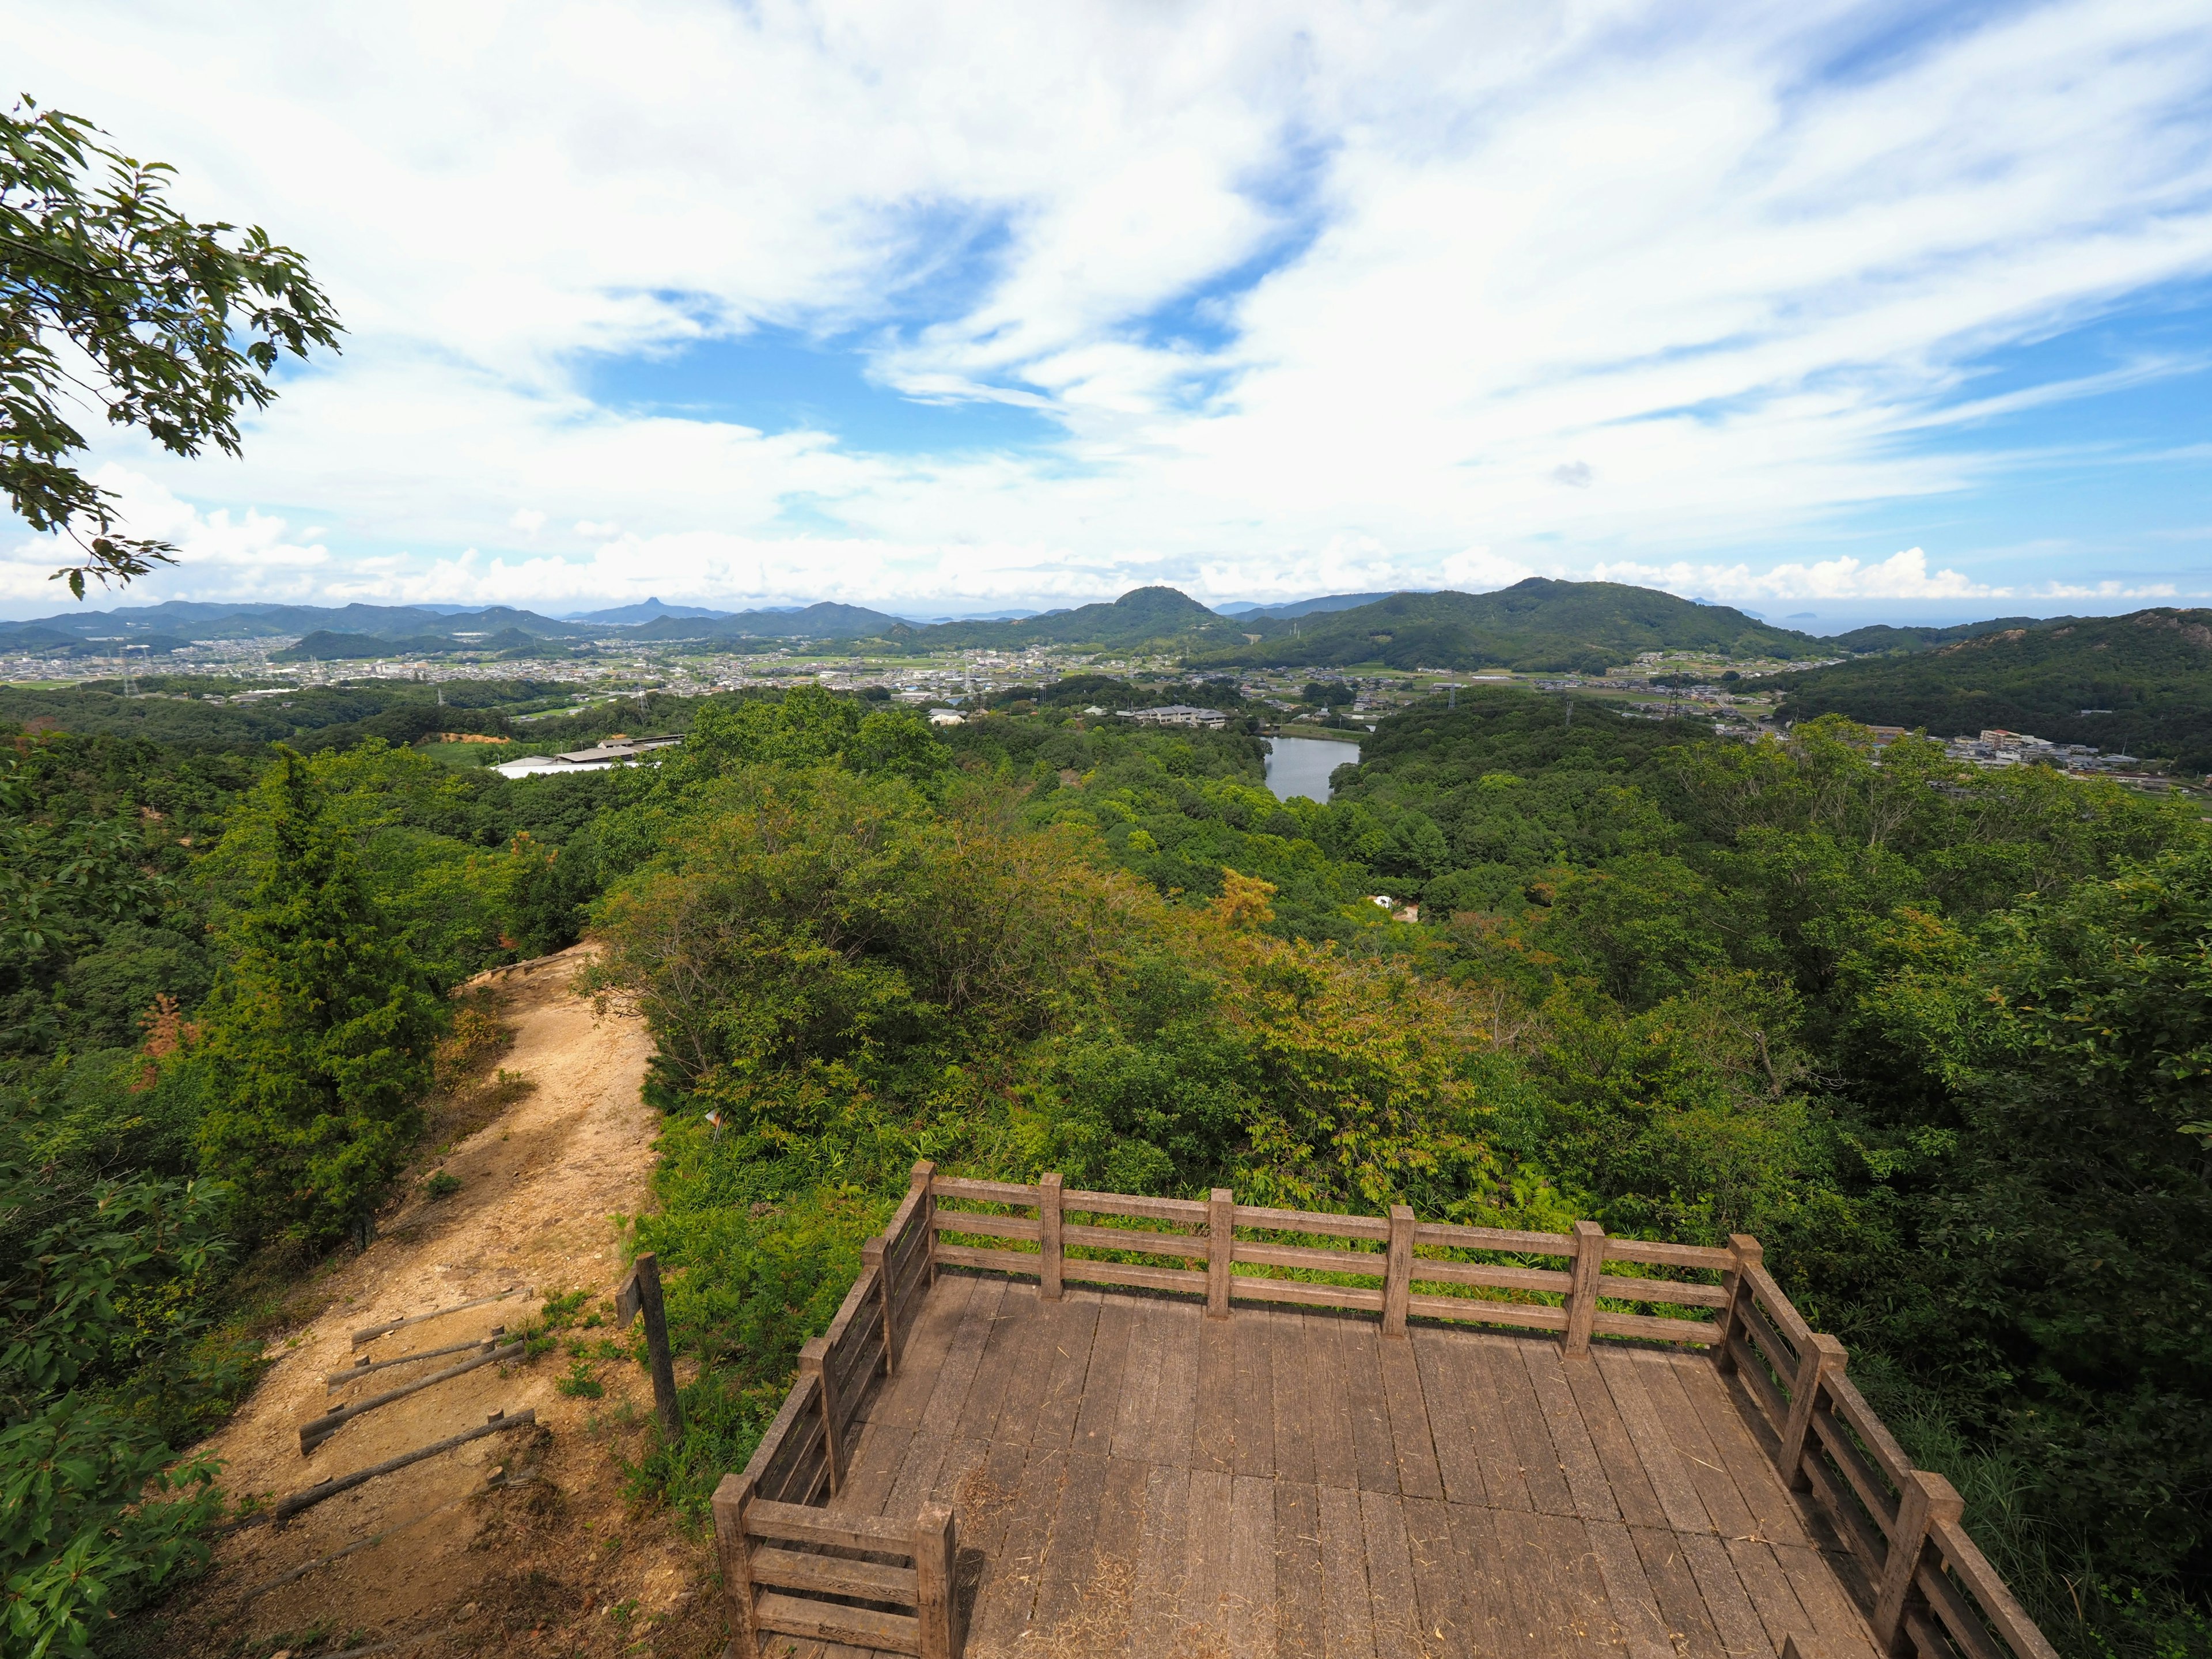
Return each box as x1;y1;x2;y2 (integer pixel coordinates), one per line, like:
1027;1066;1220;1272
191;749;442;1248
1;100;341;594
1780;608;2212;774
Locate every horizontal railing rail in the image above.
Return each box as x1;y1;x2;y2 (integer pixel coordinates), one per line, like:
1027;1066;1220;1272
716;1165;2057;1659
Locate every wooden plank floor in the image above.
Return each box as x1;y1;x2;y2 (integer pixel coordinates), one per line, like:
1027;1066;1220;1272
767;1274;1883;1659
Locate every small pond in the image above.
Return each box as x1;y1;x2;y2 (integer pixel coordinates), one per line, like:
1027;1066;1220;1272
1264;735;1361;802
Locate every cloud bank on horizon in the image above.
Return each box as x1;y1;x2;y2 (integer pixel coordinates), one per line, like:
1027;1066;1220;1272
3;0;2210;620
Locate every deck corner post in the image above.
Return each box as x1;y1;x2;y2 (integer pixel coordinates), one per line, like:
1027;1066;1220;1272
799;1335;842;1495
1873;1469;1964;1651
1779;1332;1847;1491
914;1499;963;1658
911;1160;938;1290
864;1238;896;1376
1207;1188;1234;1319
1715;1233;1762;1373
1039;1172;1065;1301
711;1472;760;1659
1564;1219;1605;1356
1384;1205;1415;1337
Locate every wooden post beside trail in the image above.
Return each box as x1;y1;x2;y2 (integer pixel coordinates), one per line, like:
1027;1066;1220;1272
713;1472;763;1659
616;1253;684;1442
1873;1469;1964;1650
1039;1172;1065;1301
1714;1233;1762;1373
1565;1219;1605;1357
1780;1334;1848;1491
1206;1188;1234;1319
1382;1205;1414;1337
914;1501;963;1659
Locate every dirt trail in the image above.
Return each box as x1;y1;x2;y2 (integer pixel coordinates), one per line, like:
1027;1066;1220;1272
156;946;725;1659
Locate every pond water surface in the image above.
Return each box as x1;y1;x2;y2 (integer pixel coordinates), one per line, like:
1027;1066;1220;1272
1264;735;1361;802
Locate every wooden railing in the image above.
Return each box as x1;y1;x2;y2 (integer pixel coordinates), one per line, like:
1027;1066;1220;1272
713;1162;953;1658
1717;1238;2061;1659
711;1165;2058;1659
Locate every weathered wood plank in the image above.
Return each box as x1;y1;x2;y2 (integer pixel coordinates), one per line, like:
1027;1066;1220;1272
1089;1455;1148;1656
1234;1312;1277;1480
1377;1330;1444;1501
1634;1349;1759;1537
1029;1448;1113;1641
1480;1334;1575;1517
1586;1517;1678;1659
1147;1297;1202;1471
1343;1320;1401;1495
1773;1541;1883;1659
1629;1522;1728;1658
1724;1535;1822;1658
1520;1340;1620;1522
1110;1294;1166;1463
1595;1346;1714;1534
1400;1495;1472;1659
966;1445;1065;1653
1442;1499;1533;1659
748;1547;918;1603
869;1272;974;1434
1450;1328;1532;1513
753;1592;921;1655
1180;1468;1237;1652
1537;1510;1624;1659
1360;1486;1423;1659
1304;1312;1361;1493
1673;1350;1812;1550
1410;1328;1490;1508
1683;1529;1775;1659
1032;1293;1104;1453
1071;1294;1134;1454
1319;1481;1379;1659
1131;1462;1192;1657
1229;1474;1279;1659
828;1420;910;1518
1560;1350;1667;1528
1268;1310;1319;1488
950;1281;1035;1445
1274;1479;1327;1659
1194;1312;1239;1474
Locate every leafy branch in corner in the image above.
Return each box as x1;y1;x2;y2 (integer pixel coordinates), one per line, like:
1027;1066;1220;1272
1;97;342;597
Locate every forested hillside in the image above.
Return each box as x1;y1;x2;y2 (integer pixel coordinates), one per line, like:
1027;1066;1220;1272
1192;579;1816;671
1779;607;2212;773
5;683;2208;1657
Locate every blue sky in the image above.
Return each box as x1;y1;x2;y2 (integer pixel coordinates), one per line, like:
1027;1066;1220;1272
3;0;2210;623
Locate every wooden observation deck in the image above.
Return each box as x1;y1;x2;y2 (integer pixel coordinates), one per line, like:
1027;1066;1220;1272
711;1167;2058;1659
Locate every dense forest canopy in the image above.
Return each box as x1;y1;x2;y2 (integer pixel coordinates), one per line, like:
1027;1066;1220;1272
3;680;2208;1657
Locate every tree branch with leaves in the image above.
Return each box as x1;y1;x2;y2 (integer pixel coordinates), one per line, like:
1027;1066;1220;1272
1;99;342;597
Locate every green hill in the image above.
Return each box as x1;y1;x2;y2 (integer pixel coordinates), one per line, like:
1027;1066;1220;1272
894;585;1234;650
1192;579;1816;672
1778;608;2212;774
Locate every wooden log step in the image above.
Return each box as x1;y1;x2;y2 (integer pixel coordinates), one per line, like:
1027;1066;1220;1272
273;1410;535;1522
324;1328;506;1390
350;1286;530;1349
301;1340;523;1453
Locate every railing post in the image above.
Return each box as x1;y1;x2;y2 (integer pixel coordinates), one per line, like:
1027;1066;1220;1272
1779;1333;1847;1491
1039;1171;1065;1301
1873;1469;1963;1652
1383;1205;1414;1337
1564;1219;1605;1356
863;1237;896;1376
711;1472;760;1659
1714;1233;1762;1372
800;1335;842;1496
914;1499;962;1659
1207;1188;1233;1319
911;1160;938;1294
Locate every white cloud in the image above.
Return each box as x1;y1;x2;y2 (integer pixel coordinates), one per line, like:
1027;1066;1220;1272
3;0;2210;616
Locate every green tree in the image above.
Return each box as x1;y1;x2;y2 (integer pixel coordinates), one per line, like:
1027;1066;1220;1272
2;101;340;594
192;751;440;1249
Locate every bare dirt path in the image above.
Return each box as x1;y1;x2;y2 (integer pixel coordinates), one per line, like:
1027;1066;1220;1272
153;946;726;1659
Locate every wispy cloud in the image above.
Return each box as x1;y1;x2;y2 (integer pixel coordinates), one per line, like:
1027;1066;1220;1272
4;0;2211;615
